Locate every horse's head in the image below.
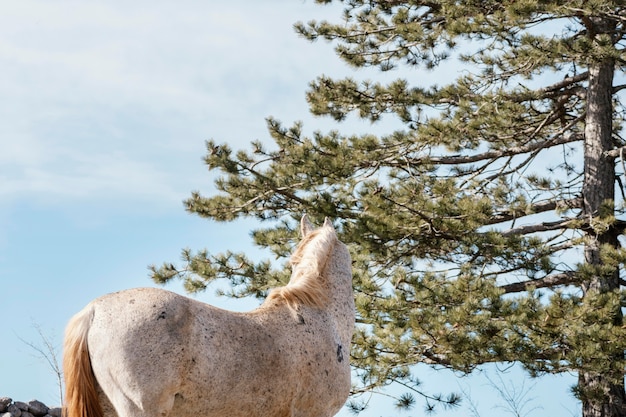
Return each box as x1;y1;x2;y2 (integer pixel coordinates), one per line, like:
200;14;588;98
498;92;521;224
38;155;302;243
268;215;352;310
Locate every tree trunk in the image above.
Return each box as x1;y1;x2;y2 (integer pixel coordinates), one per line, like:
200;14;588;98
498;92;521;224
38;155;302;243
580;49;626;417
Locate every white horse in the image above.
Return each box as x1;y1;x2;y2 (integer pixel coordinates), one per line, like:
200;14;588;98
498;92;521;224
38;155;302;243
63;216;354;417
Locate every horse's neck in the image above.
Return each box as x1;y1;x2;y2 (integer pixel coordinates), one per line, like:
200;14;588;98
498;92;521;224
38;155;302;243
330;285;354;342
325;260;355;345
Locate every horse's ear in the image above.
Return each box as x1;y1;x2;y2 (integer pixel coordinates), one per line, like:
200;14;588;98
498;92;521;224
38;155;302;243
301;215;315;237
323;217;334;230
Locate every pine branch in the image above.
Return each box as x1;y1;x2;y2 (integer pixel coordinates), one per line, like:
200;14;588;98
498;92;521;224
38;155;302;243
389;377;462;409
504;72;587;105
488;197;582;225
414;133;582;166
604;144;626;159
421;349;454;367
500;218;578;236
500;271;577;293
536;72;589;95
613;84;626;94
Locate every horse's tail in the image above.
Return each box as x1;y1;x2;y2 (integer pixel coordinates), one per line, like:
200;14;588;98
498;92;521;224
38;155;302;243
63;303;103;417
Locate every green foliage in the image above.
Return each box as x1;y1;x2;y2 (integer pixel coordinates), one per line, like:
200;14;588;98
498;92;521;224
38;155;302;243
152;1;626;414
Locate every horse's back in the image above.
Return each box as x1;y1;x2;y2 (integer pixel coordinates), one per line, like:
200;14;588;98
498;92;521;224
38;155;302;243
172;300;304;415
173;302;350;416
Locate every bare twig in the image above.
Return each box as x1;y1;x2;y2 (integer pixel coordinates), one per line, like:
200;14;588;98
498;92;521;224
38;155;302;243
17;322;64;405
485;372;543;417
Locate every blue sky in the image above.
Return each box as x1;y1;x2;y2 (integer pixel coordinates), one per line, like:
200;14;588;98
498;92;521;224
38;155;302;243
0;1;580;416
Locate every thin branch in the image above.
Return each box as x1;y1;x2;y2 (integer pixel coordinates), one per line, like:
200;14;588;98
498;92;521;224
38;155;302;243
17;322;64;404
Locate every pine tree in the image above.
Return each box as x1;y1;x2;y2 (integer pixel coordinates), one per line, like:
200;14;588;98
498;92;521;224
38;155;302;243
151;2;626;416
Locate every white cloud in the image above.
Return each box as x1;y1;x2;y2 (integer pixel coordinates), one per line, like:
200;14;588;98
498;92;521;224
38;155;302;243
0;0;441;219
0;148;180;203
0;1;345;210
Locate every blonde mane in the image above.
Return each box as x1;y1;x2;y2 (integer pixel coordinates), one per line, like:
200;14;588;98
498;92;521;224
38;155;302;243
267;224;337;309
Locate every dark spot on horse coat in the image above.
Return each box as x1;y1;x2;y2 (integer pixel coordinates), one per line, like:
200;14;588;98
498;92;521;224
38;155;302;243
158;311;167;320
297;313;305;324
336;344;344;363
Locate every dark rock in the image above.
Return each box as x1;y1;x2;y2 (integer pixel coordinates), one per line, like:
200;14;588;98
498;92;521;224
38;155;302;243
7;404;21;417
26;401;47;417
0;399;62;417
13;403;28;412
0;398;11;413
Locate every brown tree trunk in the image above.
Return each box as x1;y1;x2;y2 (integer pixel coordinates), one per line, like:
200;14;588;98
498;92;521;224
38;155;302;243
580;37;626;417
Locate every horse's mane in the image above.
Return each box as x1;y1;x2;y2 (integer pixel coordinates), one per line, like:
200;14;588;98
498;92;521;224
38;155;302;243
267;225;337;309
